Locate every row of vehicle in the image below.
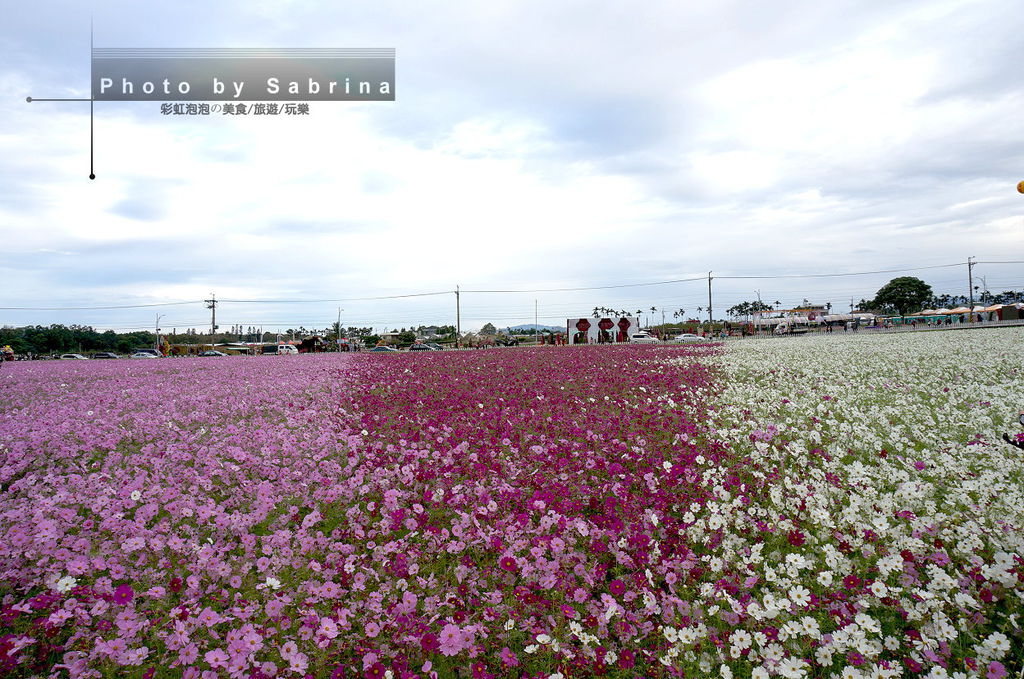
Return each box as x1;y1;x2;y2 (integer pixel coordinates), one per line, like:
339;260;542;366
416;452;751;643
370;343;445;352
56;345;304;360
59;350;160;360
59;350;238;360
628;332;706;344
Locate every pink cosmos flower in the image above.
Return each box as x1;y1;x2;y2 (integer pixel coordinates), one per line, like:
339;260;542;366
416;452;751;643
988;662;1007;679
179;644;198;665
438;623;465;656
499;556;517;573
280;640;299;661
204;649;228;669
609;579;626;597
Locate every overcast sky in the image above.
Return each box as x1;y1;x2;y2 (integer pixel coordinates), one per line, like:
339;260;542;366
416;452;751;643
2;0;1022;333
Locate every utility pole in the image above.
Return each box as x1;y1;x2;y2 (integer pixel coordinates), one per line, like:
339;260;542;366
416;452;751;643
205;293;217;343
336;307;343;351
155;314;164;353
967;256;975;320
455;285;461;348
707;271;713;329
534;299;538;341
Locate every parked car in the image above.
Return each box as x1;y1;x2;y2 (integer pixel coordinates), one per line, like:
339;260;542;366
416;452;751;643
629;332;659;345
408;344;435;351
130;352;159;359
60;353;88;360
425;343;445;351
370;346;399;352
90;352;119;359
670;333;703;343
199;350;228;357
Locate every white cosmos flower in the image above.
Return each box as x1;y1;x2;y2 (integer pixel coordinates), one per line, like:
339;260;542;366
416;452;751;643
729;629;752;650
778;657;807;678
789;585;811;607
55;575;77;592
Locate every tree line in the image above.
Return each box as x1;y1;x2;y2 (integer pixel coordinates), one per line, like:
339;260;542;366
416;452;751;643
0;323;459;355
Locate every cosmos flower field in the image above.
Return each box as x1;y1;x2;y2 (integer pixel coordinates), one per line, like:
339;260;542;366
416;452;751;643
0;328;1022;678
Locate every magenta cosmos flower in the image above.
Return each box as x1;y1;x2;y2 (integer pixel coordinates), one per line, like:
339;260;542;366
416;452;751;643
112;584;134;605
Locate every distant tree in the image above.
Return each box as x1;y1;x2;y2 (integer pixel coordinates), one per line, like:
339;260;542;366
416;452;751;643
872;277;933;316
726;300;773;320
396;330;417;347
480;323;497;335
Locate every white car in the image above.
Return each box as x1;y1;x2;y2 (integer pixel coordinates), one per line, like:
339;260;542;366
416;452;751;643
671;333;703;343
59;353;88;360
629;332;659;345
262;344;299;355
130;352;159;359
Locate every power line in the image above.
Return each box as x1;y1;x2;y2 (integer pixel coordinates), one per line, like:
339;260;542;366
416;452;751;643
219;291;452;303
0;300;202;311
462;277;707;293
716;262;967;280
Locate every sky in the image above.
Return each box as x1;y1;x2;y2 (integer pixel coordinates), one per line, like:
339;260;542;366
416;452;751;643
1;0;1022;334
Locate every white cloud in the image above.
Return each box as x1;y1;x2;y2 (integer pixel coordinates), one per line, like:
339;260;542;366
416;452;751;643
0;0;1022;331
